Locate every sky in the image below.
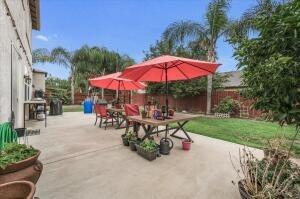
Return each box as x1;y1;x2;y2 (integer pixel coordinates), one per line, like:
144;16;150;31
32;0;258;79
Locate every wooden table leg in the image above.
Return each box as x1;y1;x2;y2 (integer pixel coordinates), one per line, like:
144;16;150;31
170;121;193;142
141;124;157;141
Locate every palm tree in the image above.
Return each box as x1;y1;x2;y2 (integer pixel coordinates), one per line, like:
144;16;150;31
33;46;135;103
227;0;282;43
163;0;230;114
33;47;77;104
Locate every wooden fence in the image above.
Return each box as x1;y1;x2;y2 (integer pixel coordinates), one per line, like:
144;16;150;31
132;90;261;118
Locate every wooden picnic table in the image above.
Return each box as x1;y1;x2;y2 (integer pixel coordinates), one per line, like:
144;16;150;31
127;113;200;142
107;107;126;129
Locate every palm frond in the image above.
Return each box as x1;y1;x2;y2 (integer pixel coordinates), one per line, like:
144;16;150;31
163;20;208;46
206;0;230;47
50;47;72;69
226;0;281;41
32;48;51;64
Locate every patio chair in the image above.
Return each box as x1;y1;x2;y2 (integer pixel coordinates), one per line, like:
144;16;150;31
124;104;140;134
95;104;115;130
94;104;102;127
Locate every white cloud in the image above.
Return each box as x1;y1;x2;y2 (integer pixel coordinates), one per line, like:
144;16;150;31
35;34;49;42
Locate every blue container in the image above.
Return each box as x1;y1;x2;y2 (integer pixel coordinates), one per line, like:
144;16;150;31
83;100;93;114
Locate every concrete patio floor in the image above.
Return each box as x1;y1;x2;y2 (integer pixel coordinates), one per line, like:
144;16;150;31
27;112;263;199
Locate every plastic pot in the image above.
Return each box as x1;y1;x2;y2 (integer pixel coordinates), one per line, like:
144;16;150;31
182;139;192;150
136;144;158;161
121;134;129;146
129;140;137;151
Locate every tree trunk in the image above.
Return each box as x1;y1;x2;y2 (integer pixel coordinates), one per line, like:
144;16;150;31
206;50;215;114
71;74;75;105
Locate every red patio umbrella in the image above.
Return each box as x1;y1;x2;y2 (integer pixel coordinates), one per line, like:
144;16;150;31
120;55;221;114
89;72;145;103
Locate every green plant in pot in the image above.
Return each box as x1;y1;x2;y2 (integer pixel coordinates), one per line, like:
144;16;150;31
129;136;140;151
0;143;43;185
121;131;135;146
136;138;159;161
141;110;147;119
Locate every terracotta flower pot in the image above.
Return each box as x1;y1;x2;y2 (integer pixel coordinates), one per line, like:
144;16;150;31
182;139;192;150
0;150;41;175
0;160;43;185
0;180;36;199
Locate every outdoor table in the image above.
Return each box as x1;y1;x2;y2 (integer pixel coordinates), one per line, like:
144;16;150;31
107;107;126;129
126;113;200;142
23;100;47;128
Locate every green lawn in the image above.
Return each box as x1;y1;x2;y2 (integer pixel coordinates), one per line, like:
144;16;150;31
180;117;299;157
63;105;83;112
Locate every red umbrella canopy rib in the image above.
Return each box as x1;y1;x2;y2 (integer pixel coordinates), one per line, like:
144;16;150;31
89;72;145;91
120;55;221;82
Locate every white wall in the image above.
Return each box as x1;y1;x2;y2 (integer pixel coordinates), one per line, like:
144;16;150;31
0;0;33;127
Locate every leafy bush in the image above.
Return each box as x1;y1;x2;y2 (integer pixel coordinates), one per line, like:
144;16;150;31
214;97;239;114
139;139;157;152
0;143;38;169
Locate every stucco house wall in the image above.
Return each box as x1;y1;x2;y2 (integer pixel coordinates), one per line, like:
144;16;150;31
0;0;39;127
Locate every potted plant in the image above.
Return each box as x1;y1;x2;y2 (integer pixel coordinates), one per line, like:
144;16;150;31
129;136;141;151
141;110;147;119
121;131;135;146
136;138;159;161
0;143;43;185
231;143;300;199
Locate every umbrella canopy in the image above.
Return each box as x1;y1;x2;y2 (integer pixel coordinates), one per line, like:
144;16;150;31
89;72;145;91
120;55;221;82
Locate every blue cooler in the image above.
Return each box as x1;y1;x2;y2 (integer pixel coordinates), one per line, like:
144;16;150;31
83;99;93;114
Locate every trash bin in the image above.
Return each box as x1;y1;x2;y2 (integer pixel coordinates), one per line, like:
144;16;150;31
50;99;63;115
83;99;93;114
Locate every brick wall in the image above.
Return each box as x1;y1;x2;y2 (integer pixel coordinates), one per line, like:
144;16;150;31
132;90;261;118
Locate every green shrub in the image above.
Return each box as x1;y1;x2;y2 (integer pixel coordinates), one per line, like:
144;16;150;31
214;97;239;114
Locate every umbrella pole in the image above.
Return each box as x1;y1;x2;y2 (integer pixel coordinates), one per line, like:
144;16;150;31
165;68;169;117
165;67;168;140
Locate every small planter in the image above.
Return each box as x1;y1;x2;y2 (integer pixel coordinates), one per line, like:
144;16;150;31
182;139;192;151
238;180;252;199
121;134;129;146
136;144;158;161
0;151;41;175
141;111;147;119
0;181;36;199
214;112;230;118
129;140;137;151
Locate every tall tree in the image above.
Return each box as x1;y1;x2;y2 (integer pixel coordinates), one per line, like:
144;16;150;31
163;0;230;114
33;47;77;104
33;45;135;103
